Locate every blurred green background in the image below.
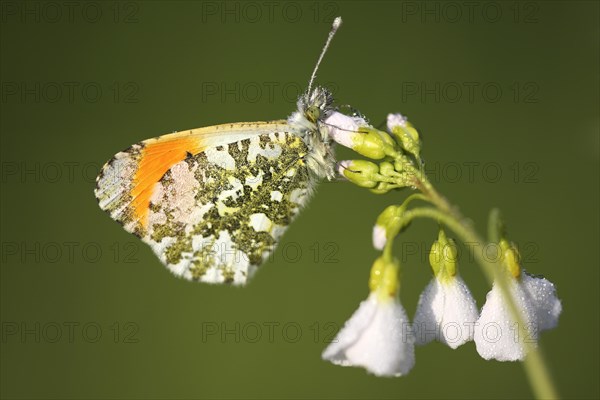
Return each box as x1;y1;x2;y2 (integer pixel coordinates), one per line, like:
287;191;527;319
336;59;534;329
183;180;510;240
1;1;598;399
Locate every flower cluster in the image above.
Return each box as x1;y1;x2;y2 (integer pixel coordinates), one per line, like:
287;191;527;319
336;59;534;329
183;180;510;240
320;112;562;377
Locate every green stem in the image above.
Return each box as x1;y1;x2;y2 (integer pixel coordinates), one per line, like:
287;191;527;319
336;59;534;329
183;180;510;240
401;206;559;399
488;208;504;244
399;193;431;211
408;167;454;215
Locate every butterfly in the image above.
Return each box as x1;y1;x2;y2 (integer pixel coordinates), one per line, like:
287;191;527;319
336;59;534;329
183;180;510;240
95;18;345;285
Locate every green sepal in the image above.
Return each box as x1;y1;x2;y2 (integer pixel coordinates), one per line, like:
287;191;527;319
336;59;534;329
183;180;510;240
429;229;458;281
500;239;521;278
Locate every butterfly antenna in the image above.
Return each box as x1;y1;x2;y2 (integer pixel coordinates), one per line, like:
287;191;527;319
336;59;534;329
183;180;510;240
307;16;342;96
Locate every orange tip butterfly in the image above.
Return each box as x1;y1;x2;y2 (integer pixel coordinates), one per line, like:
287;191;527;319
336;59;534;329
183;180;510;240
95;17;344;285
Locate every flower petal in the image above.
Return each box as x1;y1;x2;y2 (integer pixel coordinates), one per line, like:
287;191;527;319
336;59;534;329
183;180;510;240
322;294;378;364
520;272;562;332
372;224;387;250
439;277;479;348
413;277;478;348
474;280;536;361
413;279;442;346
322;293;415;377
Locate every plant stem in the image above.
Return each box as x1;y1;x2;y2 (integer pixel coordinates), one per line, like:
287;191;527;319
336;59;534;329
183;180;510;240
402;205;559;399
488;208;504;244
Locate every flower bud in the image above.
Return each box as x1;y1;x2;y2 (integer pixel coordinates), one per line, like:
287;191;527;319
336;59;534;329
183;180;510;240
337;160;380;188
376;204;399;227
325;112;399;159
369;181;397;194
387;113;422;158
324;112;369;149
352;127;398;160
372;205;400;250
378;161;396;177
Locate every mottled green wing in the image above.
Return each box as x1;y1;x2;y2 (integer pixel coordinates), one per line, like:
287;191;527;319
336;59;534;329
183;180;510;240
142;130;314;285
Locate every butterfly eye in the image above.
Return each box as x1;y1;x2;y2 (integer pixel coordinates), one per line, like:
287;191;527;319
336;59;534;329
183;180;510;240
306;105;320;123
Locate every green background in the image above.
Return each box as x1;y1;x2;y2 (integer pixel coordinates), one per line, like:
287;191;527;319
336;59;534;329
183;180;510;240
1;1;598;398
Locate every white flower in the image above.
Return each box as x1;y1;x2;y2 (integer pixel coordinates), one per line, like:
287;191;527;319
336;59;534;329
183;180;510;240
372;224;387;250
413;275;479;349
322;292;415;377
474;271;562;361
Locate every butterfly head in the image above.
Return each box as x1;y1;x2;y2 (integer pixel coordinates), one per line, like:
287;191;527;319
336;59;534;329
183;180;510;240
300;86;335;124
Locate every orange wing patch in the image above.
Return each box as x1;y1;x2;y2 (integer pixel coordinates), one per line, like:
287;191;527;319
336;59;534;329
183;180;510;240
130;136;203;229
95;121;288;237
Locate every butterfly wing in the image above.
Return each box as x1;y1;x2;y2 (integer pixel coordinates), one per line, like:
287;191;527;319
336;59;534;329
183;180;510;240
95;122;315;285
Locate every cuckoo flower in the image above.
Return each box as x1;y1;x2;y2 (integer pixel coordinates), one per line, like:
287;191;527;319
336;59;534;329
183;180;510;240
413;230;479;349
474;241;562;361
322;257;415;377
